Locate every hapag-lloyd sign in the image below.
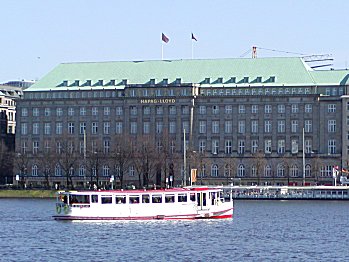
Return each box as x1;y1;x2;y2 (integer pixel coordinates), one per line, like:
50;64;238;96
140;98;176;104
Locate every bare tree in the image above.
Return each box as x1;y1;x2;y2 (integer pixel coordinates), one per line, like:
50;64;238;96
37;151;55;189
311;156;321;185
57;139;78;189
14;152;29;188
0;140;13;185
223;156;238;185
251;150;267;185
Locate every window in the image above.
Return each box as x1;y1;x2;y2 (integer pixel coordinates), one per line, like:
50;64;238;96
143;122;150;134
44;123;51;135
212;105;219;115
211;164;219;177
278;120;285;133
104;107;110;116
169;106;176;115
277;165;285;177
116;106;123;116
328;120;336;132
251;166;257;177
265;139;272;153
44;108;50;117
225;140;232;154
305;139;312;153
79;165;86;177
130;122;137;134
305;104;312;113
80;107;86;116
265;105;272;114
33;123;39;135
291;120;298;133
291;139;299;154
116;122;123;134
56;108;63;116
225;105;233;114
21;123;27;135
305;164;311;177
251;120;258;133
32;165;38;176
56;122;62;135
68;122;74;134
305;120;312;133
33;108;39;117
182;106;189;115
251;105;258;114
251;140;258;153
237;164;245;177
103;165;110;176
156;121;163;134
199;106;206;115
264;165;271;177
290;165;298;177
21;108;28;117
80;122;86;134
212;140;219;154
33;141;39;154
143;106;150;115
238;120;245;134
212;121;219;134
199;140;206;153
92;122;98;134
264;120;272;133
328;104;336;112
238;140;245;154
68;107;74;116
199;121;206;134
225;120;232;133
291;104;299;113
169;122;176;134
92;107;98;116
130;106;137;116
278;104;285;113
238;105;245;114
328;140;336;154
102;122;110;134
182;121;189;133
156;106;163;115
277;139;285;154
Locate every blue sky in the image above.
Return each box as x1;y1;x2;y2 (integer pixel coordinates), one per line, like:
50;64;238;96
1;0;348;83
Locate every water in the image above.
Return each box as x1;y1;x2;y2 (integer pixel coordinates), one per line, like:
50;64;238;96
0;199;348;262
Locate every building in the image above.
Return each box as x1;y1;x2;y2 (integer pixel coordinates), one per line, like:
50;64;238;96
14;57;349;189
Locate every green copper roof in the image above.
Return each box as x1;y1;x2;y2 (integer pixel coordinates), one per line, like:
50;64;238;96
27;57;349;91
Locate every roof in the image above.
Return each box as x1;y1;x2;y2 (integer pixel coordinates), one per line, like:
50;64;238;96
26;57;349;91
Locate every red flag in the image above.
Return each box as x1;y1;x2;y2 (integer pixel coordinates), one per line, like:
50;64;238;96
162;33;169;43
191;33;197;41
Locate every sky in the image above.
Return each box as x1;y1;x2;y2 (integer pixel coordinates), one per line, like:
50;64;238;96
1;0;348;83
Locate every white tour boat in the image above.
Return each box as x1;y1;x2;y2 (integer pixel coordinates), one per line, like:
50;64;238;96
53;187;234;220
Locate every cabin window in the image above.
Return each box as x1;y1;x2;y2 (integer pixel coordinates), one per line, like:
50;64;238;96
165;195;175;203
91;195;98;203
129;195;140;204
142;194;150;203
115;195;126;204
190;193;196;201
70;195;90;204
101;196;112;204
152;195;162;203
178;194;187;202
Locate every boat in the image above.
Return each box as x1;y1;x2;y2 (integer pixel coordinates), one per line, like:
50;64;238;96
53;187;234;220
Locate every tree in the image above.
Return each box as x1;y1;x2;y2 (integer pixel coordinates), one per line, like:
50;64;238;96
57;140;78;189
251;150;267;185
223;156;238;185
0;141;13;185
37;151;55;189
311;156;321;185
111;136;132;189
14;152;29;188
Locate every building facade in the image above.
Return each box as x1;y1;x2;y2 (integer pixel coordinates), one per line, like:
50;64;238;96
14;57;349;188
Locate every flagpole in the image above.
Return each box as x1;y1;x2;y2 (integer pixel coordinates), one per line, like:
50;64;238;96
161;42;164;60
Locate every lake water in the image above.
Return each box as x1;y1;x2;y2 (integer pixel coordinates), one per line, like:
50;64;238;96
0;198;348;262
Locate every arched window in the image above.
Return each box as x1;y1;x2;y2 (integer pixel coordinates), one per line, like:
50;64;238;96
264;165;272;177
115;165;121;178
103;165;110;176
55;164;62;176
92;167;97;176
69;167;74;176
305;164;311;177
251;165;257;177
79;165;86;177
291;165;298;177
129;165;135;177
277;164;285;177
32;164;38;176
211;164;219;177
237;164;245;177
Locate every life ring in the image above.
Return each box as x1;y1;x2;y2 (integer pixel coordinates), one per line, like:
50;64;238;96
63;205;69;214
56;205;61;214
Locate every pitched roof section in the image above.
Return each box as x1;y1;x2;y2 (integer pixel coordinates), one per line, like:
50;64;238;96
27;57;349;91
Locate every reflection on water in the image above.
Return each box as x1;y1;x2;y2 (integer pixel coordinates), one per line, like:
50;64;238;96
0;199;348;261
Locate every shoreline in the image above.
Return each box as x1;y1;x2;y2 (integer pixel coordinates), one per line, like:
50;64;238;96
0;190;56;198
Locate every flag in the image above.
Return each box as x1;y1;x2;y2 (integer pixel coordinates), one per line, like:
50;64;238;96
162;33;169;43
191;33;197;41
